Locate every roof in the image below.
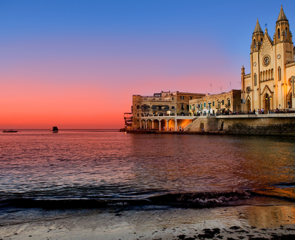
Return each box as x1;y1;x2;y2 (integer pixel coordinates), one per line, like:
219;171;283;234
277;5;288;22
253;19;263;33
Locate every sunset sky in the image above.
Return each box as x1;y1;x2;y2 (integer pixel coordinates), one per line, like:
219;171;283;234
1;0;295;129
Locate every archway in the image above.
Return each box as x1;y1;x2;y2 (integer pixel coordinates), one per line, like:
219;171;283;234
168;119;175;131
264;93;270;112
147;120;152;129
140;120;146;129
200;123;205;131
160;119;167;131
153;120;159;130
287;91;292;108
246;99;251;113
220;122;224;131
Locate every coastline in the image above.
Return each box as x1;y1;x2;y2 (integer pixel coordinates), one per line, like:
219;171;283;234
1;203;295;240
126;129;295;137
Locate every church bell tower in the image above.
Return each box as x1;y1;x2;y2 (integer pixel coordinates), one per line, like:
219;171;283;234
251;19;264;53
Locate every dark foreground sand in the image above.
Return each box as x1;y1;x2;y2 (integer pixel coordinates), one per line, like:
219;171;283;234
1;203;295;240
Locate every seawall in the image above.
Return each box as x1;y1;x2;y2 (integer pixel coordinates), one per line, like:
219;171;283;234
160;114;295;136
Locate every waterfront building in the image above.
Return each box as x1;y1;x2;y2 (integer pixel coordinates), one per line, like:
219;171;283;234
131;91;205;130
189;90;241;115
241;6;295;113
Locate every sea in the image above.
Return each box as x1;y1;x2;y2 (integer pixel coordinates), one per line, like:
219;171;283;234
1;129;295;226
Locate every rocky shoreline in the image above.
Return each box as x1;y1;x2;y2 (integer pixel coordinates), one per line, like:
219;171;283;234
172;225;295;240
1;204;295;240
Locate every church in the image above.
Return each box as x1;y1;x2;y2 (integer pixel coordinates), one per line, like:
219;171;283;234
241;6;295;112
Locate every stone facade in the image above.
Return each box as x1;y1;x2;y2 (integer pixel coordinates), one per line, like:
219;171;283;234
181;113;295;135
132;91;205;129
185;116;218;132
217;115;295;136
242;6;295;113
188;90;241;115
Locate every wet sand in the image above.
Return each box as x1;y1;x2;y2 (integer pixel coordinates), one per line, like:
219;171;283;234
1;203;295;240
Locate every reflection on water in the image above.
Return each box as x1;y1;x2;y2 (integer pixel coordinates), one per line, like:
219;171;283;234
0;130;295;202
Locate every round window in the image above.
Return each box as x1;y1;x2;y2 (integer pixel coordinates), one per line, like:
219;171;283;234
263;56;270;66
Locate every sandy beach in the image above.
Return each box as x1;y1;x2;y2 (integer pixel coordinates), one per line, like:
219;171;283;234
1;202;295;240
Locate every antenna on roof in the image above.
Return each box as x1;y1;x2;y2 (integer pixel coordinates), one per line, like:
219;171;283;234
210;83;212;94
219;86;223;93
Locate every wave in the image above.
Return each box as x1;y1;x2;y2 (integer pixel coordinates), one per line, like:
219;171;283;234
0;189;252;209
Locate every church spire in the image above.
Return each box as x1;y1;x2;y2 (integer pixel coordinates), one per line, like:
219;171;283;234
251;19;264;53
253;19;263;33
277;5;288;22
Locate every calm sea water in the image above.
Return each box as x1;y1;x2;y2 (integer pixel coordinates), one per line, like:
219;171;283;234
1;129;295;209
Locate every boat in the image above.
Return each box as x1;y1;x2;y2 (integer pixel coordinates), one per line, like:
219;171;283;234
51;126;59;133
3;129;18;133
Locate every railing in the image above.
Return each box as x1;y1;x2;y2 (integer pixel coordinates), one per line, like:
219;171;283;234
269;109;295;114
215;109;295;116
142;98;172;102
216;111;257;116
141;113;176;117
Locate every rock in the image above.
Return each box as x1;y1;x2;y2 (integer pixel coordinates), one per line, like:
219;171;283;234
229;226;240;230
177;234;186;239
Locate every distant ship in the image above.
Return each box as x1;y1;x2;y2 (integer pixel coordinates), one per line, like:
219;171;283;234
51;126;58;133
3;129;18;133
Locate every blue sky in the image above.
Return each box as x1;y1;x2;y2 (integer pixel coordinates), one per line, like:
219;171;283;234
0;1;295;128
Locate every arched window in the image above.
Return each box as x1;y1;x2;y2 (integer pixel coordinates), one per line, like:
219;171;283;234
286;27;288;38
271;69;273;79
268;69;271;79
263;71;265;80
278;67;281;81
254;73;257;86
254;39;256;49
260;72;262;80
261;38;263;44
137;105;140;109
278;28;280;39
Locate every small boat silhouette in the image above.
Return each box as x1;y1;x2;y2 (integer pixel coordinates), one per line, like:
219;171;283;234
3;129;18;133
51;126;58;133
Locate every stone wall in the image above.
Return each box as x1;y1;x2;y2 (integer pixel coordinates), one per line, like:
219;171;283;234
187;116;218;132
186;115;295;135
217;117;295;135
